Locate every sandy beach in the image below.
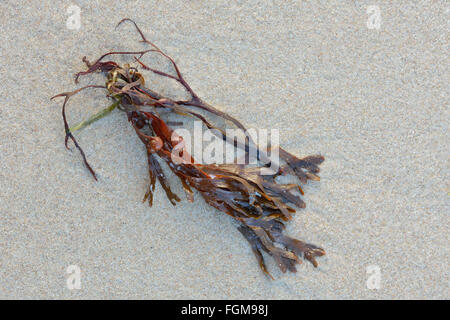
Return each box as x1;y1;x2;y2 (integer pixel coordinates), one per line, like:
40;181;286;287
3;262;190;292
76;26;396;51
0;1;448;299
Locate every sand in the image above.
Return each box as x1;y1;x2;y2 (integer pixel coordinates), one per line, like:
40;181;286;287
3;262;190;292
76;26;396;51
0;0;448;299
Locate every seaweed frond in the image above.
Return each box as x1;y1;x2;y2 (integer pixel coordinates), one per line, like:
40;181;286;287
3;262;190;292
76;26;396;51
52;19;326;278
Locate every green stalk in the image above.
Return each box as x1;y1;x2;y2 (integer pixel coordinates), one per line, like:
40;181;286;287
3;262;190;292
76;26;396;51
69;100;120;133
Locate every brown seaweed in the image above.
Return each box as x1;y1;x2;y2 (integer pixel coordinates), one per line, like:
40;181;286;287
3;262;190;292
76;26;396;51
51;19;325;278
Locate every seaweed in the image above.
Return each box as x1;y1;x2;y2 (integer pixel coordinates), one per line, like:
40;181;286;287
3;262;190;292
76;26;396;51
51;19;326;278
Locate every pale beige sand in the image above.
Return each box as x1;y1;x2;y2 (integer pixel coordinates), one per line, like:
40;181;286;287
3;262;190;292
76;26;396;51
0;1;448;299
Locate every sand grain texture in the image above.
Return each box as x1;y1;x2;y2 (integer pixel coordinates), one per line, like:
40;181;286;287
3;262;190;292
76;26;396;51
0;1;448;299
